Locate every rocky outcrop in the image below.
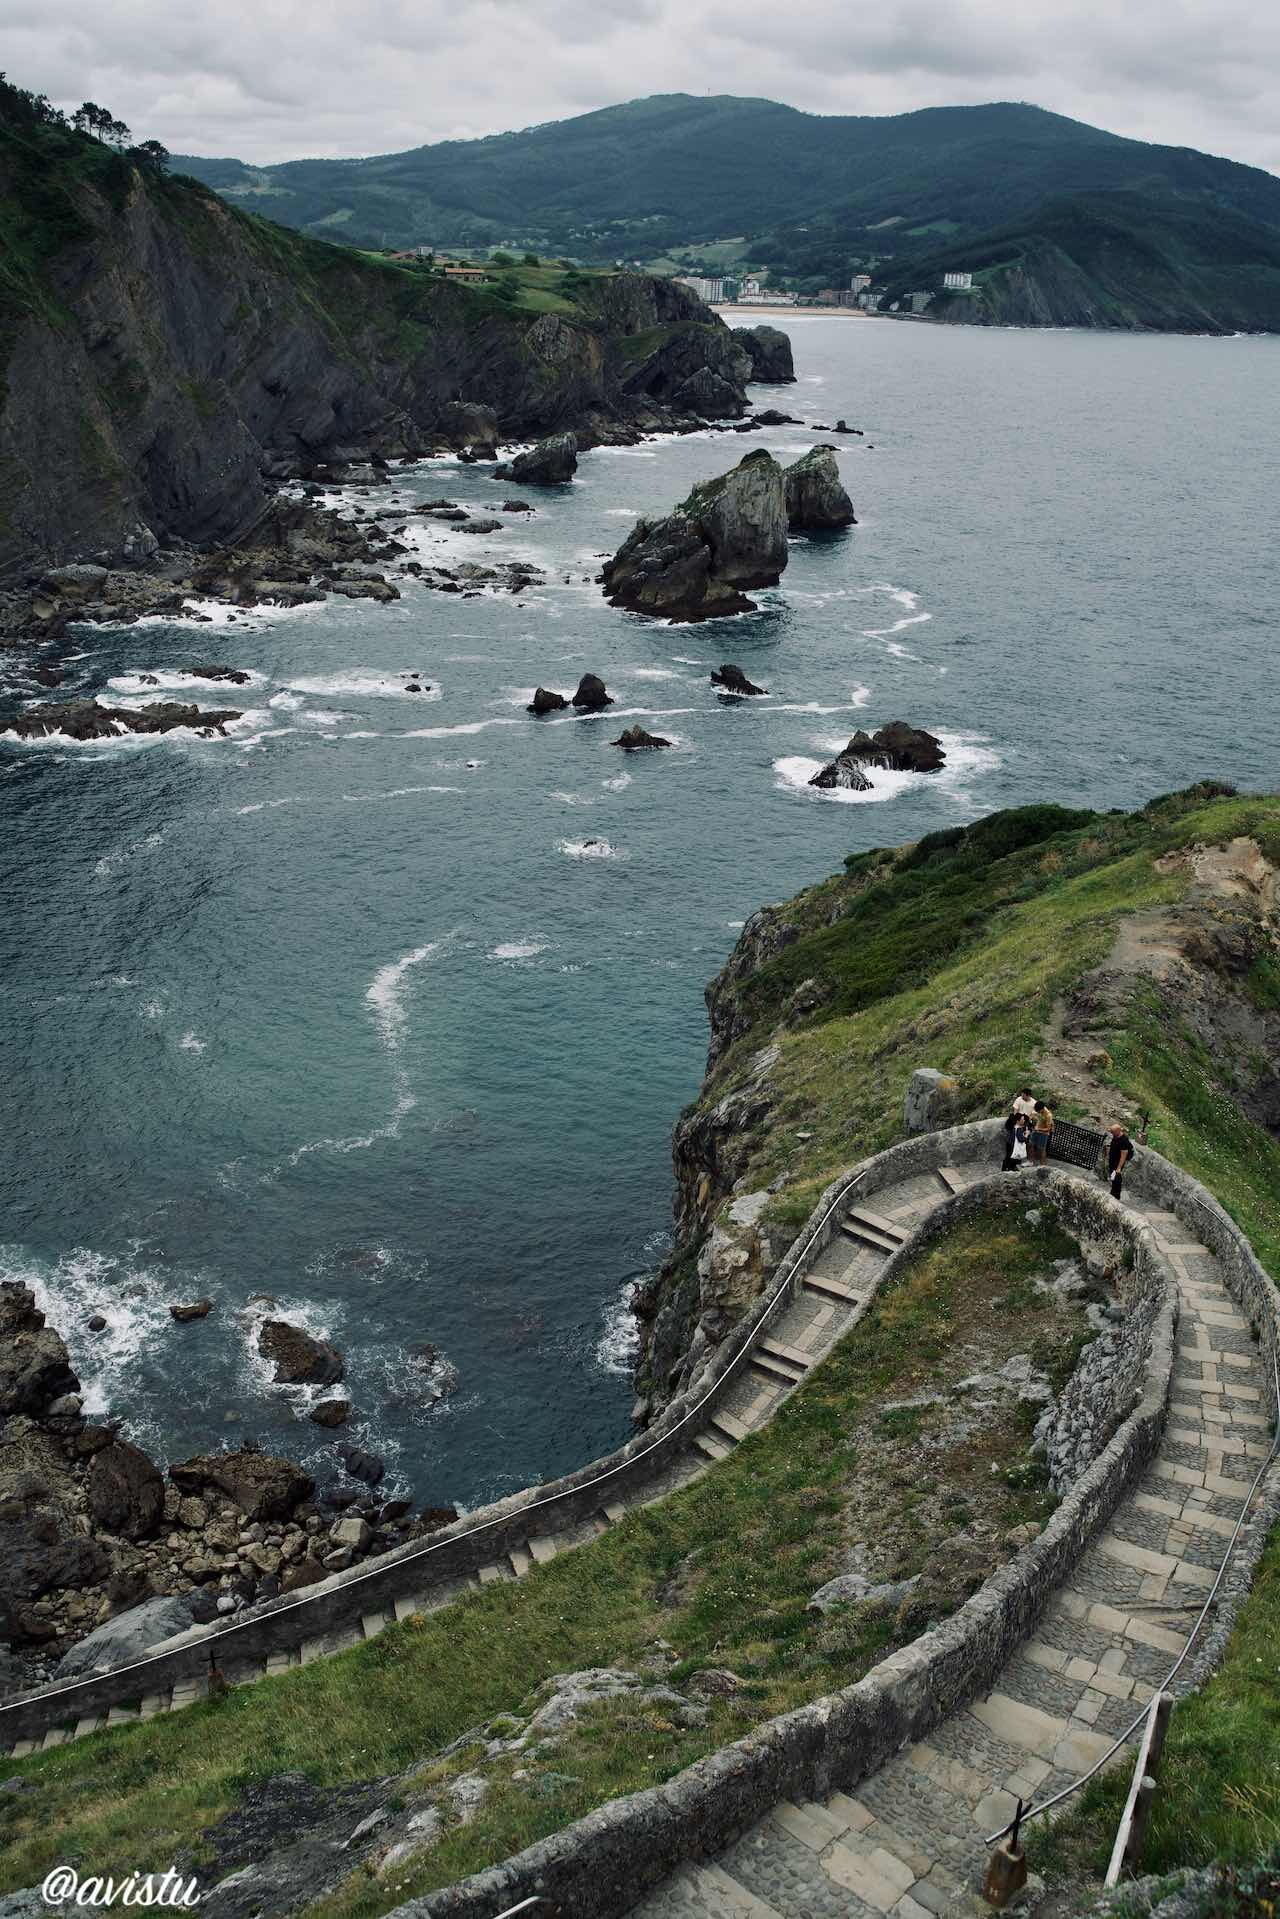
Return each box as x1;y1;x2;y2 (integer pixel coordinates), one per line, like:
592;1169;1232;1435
711;664;767;696
0;1283;79;1415
494;433;578;485
601;449;788;622
612;726;671;750
528;687;569;715
844;723;947;773
168;1450;315;1522
809;751;873;792
783;445;856;529
257;1320;345;1387
733;325;797;383
571;674;614;711
811;724;946;790
9;700;242;741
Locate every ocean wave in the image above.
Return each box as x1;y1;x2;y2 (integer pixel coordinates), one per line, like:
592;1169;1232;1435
366;940;445;1051
595;1281;641;1377
108;669;268;694
550;790;595;807
178;1031;207;1053
490;940;550;961
401;717;522;739
341;785;464;802
93;830;166;879
600;771;632;792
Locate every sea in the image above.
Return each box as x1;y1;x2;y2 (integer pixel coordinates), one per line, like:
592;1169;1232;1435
1;317;1277;1510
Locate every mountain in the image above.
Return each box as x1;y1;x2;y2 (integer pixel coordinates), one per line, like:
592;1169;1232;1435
174;93;1280;264
0;79;750;589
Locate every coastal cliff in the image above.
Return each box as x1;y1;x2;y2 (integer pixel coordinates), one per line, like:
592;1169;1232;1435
632;784;1280;1418
0;91;749;589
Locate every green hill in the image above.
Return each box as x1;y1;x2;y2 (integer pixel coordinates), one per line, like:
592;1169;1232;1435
174;94;1280;267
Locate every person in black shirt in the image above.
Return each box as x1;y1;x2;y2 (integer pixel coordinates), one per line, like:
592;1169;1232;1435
1107;1123;1134;1200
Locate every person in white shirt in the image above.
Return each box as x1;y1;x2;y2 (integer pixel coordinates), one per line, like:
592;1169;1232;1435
1012;1087;1037;1120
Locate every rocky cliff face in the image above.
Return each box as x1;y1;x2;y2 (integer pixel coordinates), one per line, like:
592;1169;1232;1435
0;143;748;584
601;448;788;621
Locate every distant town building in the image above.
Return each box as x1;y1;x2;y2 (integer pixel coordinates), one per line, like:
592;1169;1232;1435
850;273;872;292
742;276;764;296
442;264;488;282
746;289;796;306
818;289;860;307
676;274;726;304
942;271;974;291
908;290;934;314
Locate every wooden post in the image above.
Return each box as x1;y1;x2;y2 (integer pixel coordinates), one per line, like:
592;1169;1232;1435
1105;1692;1174;1886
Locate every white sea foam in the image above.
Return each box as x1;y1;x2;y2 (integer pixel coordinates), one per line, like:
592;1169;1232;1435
622;667;683;681
595;1281;641;1376
366;940;443;1051
285;672;441;700
490;940;550;961
341;784;463;802
236;796;303;815
773;731;1002;806
269;691;304;711
178;1031;207;1053
601;771;632;792
550;790;595;807
401;718;522;739
558;837;626;860
605;507;640;516
108;669;267;694
93;830;165;879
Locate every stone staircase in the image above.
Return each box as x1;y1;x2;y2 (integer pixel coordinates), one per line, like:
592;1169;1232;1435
2;1164;960;1756
630;1191;1273;1919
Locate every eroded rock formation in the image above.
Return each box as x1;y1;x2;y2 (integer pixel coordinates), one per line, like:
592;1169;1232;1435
601;450;788;622
783;445;856;530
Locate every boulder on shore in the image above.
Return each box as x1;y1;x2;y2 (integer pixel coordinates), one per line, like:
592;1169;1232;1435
571;674;614;711
169;1448;314;1521
733;325;796;384
10;700;241;741
711;663;767;696
612;726;671;751
528;686;569;716
783;446;856;530
86;1439;165;1540
601;449;788;622
495;433;578;486
258;1319;345;1386
438;400;499;454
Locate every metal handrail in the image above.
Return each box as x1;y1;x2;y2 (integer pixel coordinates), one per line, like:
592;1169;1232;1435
984;1305;1280;1844
1;1162;871;1723
492;1901;554;1918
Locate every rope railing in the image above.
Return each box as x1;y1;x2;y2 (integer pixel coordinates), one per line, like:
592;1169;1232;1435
0;1163;870;1727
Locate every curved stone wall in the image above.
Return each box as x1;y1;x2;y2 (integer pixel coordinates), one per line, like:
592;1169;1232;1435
398;1169;1181;1919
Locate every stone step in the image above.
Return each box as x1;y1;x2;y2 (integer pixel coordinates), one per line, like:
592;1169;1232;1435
750;1350;804;1386
603;1501;628;1524
264;1649;297;1676
841;1218;901;1255
937;1165;966;1195
361;1611;390;1639
509;1546;533;1577
693;1862;785;1917
803;1270;861;1304
710;1409;750;1445
478;1562;508;1584
759;1337;811;1371
528;1536;559;1565
847;1206;908;1244
694;1430;734;1462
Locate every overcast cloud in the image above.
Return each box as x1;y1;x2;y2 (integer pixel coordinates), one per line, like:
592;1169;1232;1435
10;0;1280;175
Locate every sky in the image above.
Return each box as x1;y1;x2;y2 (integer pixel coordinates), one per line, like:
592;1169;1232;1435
9;0;1280;175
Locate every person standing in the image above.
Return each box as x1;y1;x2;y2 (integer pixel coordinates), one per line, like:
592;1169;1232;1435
1031;1100;1054;1166
1106;1122;1134;1200
1012;1087;1037;1121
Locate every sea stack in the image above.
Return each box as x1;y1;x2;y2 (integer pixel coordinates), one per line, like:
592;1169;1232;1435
783;446;856;530
601;449;788;622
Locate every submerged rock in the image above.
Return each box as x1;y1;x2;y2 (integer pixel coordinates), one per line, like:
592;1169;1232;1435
601;449;788;622
309;1399;352;1428
495;433;578;486
528;686;569;715
189;664;252;684
10;700;241;741
733;325;797;384
571;674;614;711
611;726;672;750
170;1300;213;1323
783;445;856;530
711;663;767;696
